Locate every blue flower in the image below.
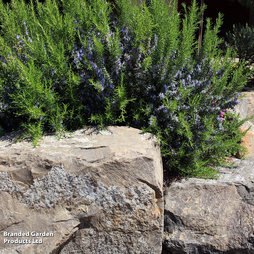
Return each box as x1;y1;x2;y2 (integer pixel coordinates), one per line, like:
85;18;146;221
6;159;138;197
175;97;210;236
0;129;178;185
159;93;165;99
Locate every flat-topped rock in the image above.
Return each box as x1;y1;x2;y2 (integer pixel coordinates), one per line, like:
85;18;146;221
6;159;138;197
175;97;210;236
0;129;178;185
163;156;254;254
0;126;163;254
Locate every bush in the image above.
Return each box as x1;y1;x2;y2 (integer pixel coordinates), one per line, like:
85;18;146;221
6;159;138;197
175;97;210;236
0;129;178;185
0;0;252;178
223;23;254;81
226;23;254;64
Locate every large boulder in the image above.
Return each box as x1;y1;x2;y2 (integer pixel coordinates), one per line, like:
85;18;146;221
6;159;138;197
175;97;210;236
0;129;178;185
163;156;254;254
0;126;164;254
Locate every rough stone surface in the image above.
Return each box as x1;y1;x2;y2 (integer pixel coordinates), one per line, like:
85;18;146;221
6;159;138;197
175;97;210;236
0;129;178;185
0;126;163;254
163;156;254;254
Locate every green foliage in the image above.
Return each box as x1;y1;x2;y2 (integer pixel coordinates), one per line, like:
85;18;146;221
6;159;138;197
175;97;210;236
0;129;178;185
223;23;254;82
226;24;254;63
0;0;252;178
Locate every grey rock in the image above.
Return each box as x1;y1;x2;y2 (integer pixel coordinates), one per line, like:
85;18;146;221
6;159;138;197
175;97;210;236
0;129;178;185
0;126;163;254
163;156;254;254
